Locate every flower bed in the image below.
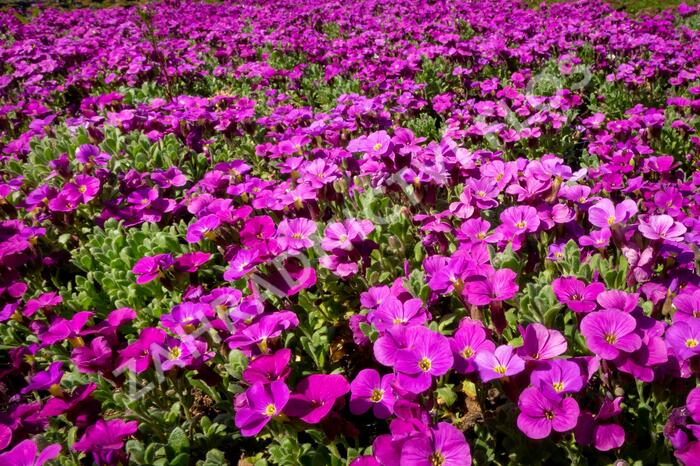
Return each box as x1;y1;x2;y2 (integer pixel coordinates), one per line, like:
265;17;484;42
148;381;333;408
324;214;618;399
1;0;700;464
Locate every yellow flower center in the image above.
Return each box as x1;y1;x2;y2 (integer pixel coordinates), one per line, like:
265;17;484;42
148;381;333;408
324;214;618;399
494;365;507;375
686;339;698;348
461;347;474;358
79;185;87;193
607;216;616;225
419;357;432;372
430;451;445;466
544;410;555;420
373;143;382;151
168;346;181;359
204;231;217;241
515;221;526;229
292;233;303;239
604;333;617;344
264;404;276;416
370;389;384;402
552;382;564;392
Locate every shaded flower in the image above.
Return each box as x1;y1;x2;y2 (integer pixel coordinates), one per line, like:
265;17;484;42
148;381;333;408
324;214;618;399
284;374;350;423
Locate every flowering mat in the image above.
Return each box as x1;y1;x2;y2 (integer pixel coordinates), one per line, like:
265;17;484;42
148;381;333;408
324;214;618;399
2;0;700;465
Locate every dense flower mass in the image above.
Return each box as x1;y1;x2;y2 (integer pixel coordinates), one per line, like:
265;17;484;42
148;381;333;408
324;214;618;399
1;0;700;464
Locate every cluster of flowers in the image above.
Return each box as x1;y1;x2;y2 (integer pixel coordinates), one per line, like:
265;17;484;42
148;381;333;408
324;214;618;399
1;0;700;464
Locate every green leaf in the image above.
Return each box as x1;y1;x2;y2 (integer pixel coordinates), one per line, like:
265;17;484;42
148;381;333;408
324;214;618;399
168;427;190;453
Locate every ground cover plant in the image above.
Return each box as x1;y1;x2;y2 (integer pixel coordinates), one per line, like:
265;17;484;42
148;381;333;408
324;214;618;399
1;0;700;464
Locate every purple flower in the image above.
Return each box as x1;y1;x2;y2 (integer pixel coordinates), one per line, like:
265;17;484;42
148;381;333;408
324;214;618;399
674;290;700;321
72;418;138;465
588;198;637;228
21;361;64;394
235;381;290;436
475;345;525;382
0;439;61;466
465;267;519;306
400;422;471;466
394;328;453;393
277;218;317;252
370;297;428;331
638;214;687;242
223;248;261;281
450;319;495;374
65;175;100;204
552;277;605;313
284;374;350;423
596;290;638;313
530;359;584;397
579;228;612;249
666;319;700;360
174;251;211;273
350;369;396;419
186;214;222;243
580;310;642;360
75;144;110;166
517;387;579;439
500;205;540;235
71;337;113;374
518;323;567;360
132;253;175;284
226;311;299;356
575;397;625;451
160;302;213;334
243;348;291;384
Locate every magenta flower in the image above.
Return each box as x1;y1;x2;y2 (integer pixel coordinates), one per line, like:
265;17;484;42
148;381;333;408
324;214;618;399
21;361;64;394
666;319;700;360
174;252;211;273
530;359;584;397
223;248;260;281
450;320;495;374
400;422;471;466
587;198;638;228
580;310;642;360
350;369;396;419
596;290;638;313
284;374;350;423
65;175;100;204
371;297;429;331
517;387;580;439
552;277;605;313
638;214;687;242
186;214;222;243
579;228;612;249
235;381;290;437
575;397;625;451
72;419;138;465
243;349;292;384
277;218;317;252
465;267;519;306
518;323;567;360
132;253;175;284
673;290;700;321
500;205;540;235
0;439;61;466
226;311;299;356
475;345;525;382
75;144;110;166
394;329;453;393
